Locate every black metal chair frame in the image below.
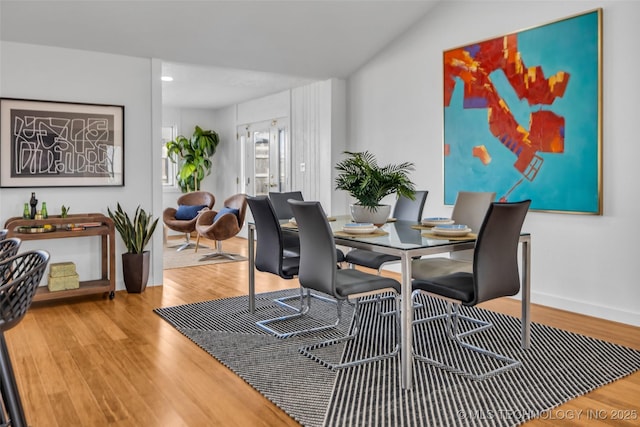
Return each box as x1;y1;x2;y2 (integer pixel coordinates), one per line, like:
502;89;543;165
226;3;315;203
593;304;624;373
411;191;496;280
411;201;530;380
248;196;336;337
285;200;402;370
0;239;21;263
0;250;50;427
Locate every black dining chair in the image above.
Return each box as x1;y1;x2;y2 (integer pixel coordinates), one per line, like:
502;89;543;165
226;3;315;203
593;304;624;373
0;250;50;427
268;191;303;220
0;238;22;284
247;196;333;331
268;191;304;257
0;238;21;261
345;190;428;273
411;200;530;380
287;200;402;370
412;191;495;279
247;195;300;281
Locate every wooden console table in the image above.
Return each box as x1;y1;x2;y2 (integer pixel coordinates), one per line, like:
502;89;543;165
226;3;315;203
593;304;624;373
4;213;116;302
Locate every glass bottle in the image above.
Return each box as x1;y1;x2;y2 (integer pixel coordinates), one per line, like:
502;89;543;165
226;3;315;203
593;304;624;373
23;203;30;219
29;192;37;219
41;202;48;219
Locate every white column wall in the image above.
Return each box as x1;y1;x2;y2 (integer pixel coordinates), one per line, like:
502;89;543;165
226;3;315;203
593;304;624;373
291;79;347;214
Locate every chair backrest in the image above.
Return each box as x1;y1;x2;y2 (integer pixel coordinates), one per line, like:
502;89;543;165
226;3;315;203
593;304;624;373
288;200;337;297
451;191;496;232
247;196;290;277
269;191;303;220
223;194;248;227
0;250;50;331
472;200;530;305
0;238;21;261
393;190;428;222
450;191;496;261
177;191;215;209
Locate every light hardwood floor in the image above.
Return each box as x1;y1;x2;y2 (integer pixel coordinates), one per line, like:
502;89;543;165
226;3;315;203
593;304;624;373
6;236;639;426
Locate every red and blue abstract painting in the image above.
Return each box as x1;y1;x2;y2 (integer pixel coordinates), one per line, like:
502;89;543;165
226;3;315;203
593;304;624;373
443;9;602;214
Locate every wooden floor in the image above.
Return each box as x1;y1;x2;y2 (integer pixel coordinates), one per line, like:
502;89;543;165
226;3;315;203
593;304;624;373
6;236;639;426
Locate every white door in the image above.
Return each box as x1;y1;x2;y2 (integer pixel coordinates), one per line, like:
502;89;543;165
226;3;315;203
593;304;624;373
241;119;290;196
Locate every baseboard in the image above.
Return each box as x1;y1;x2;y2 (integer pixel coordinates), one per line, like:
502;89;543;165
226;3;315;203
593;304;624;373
521;291;640;327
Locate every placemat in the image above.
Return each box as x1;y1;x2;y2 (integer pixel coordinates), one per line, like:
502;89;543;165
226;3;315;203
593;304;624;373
411;224;432;230
282;217;336;229
421;231;477;241
334;229;389;238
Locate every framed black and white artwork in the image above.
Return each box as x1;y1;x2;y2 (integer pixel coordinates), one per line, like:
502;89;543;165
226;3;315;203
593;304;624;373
0;98;124;187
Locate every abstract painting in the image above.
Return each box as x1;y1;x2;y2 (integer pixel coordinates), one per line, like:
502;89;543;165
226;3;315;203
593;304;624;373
0;98;124;187
443;9;602;214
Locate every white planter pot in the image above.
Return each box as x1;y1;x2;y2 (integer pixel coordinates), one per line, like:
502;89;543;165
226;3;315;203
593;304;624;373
350;204;391;225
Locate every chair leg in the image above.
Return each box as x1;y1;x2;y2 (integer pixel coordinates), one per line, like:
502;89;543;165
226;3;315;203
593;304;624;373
274;288;336;311
199;241;242;261
256;289;340;339
411;295;521;380
0;333;27;427
299;295;400;370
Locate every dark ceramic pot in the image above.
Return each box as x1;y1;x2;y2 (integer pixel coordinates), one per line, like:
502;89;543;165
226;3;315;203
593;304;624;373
121;251;150;293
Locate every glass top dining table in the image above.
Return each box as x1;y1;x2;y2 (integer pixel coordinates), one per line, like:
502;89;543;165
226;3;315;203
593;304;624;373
246;215;532;390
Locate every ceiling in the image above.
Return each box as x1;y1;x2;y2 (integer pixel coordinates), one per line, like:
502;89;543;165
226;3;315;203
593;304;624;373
0;0;439;109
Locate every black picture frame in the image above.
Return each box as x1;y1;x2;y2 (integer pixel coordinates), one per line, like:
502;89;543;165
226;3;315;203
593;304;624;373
0;98;124;187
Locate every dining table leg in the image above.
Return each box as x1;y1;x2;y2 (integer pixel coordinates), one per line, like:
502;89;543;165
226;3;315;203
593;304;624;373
248;224;256;314
400;253;413;389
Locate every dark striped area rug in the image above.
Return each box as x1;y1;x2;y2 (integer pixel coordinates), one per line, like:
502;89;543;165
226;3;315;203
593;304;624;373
154;290;640;426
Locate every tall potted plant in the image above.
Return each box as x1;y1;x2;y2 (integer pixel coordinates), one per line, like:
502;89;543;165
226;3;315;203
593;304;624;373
108;203;159;293
165;125;220;192
335;151;416;224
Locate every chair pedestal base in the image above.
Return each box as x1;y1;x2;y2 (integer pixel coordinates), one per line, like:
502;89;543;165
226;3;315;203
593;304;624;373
167;233;207;252
199;241;241;261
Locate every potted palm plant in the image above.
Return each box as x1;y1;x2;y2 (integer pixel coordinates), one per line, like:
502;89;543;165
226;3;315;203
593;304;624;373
108;203;159;293
335;151;416;224
165;125;220;192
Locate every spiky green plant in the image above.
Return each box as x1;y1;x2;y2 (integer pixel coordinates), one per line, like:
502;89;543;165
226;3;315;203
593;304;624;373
165;125;220;192
335;151;416;209
107;203;159;254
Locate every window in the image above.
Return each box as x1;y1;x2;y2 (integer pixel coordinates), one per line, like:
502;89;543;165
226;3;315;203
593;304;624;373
161;125;176;187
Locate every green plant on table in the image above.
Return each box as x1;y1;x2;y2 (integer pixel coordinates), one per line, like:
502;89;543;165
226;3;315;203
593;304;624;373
335;151;416;210
107;203;159;254
61;205;70;218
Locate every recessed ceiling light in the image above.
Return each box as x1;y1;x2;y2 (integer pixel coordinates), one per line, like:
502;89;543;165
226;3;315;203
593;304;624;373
161;76;174;82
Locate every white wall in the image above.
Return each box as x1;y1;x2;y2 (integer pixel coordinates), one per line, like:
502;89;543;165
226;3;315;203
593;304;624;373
347;1;640;326
0;41;162;290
